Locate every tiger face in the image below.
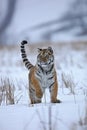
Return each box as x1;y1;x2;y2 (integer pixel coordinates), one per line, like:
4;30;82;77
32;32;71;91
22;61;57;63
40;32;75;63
37;47;54;67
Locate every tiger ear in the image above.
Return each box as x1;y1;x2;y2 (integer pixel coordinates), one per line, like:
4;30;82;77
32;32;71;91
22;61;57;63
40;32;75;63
48;46;53;54
38;48;42;53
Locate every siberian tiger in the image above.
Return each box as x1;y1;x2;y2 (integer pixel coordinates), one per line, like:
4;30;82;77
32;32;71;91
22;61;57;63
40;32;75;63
21;40;61;104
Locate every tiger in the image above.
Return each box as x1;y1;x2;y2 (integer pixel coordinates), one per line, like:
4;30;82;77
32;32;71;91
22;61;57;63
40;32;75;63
20;40;61;104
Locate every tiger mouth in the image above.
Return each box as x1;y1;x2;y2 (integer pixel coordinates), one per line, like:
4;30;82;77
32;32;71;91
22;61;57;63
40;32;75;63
40;63;48;66
40;61;51;66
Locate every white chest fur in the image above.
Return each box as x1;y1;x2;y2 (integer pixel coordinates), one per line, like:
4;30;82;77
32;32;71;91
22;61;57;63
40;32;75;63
35;70;54;91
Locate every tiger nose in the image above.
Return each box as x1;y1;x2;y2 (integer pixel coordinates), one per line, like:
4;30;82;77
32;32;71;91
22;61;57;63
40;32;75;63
42;58;47;62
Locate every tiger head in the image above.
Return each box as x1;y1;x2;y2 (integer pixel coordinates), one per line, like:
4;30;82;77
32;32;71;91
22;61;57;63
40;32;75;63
37;47;54;67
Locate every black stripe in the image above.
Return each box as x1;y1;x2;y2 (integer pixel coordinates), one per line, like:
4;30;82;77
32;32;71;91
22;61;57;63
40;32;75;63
21;49;25;53
49;82;55;89
21;45;24;48
48;76;53;80
36;72;41;77
30;64;33;67
22;53;26;56
27;64;32;68
38;64;44;73
36;72;42;82
25;62;33;68
29;89;33;93
46;64;54;74
25;61;33;68
49;82;55;92
29;89;34;94
22;54;26;58
23;58;28;62
22;54;26;56
25;61;29;66
21;40;27;45
27;65;33;70
29;87;35;93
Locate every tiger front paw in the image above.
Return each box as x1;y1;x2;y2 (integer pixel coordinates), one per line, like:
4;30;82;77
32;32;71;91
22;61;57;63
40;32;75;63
51;99;62;103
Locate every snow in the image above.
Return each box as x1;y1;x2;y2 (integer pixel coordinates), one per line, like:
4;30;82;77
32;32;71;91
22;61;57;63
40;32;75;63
0;42;87;130
0;98;86;130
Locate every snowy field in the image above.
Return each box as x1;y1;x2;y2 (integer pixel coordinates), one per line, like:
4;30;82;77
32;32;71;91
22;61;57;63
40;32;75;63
0;42;87;130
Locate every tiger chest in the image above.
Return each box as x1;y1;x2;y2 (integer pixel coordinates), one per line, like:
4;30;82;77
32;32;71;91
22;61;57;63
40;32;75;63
36;71;54;90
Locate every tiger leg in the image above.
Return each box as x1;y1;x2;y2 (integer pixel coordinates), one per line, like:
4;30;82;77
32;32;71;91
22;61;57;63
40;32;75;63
50;80;61;103
29;81;43;104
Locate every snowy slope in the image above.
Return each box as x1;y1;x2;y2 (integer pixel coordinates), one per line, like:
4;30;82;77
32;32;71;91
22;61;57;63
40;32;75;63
0;100;86;130
0;42;87;130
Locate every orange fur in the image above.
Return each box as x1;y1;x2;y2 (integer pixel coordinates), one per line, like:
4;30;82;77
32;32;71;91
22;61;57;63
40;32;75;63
50;71;58;102
29;67;43;104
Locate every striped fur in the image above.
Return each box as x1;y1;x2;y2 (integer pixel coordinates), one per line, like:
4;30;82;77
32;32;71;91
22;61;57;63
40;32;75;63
21;40;33;70
20;40;61;104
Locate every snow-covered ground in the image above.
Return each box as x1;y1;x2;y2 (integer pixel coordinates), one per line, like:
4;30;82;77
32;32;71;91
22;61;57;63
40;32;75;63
0;42;87;130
